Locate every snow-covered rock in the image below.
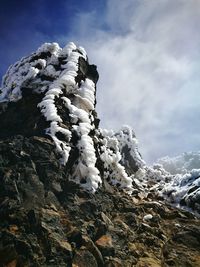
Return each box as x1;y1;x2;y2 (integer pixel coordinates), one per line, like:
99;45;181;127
0;42;142;194
0;41;200;215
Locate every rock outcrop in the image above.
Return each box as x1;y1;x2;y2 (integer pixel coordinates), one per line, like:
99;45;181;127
0;42;200;267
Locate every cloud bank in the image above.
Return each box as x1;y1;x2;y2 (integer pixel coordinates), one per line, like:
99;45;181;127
62;0;200;163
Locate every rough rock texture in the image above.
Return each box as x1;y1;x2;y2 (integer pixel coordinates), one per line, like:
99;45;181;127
1;138;200;267
0;42;200;267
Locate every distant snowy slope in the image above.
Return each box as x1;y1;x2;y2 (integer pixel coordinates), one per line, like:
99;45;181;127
153;153;200;213
157;151;200;174
161;169;200;212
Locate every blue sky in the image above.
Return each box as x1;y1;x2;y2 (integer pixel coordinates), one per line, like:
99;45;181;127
1;0;200;163
0;0;106;77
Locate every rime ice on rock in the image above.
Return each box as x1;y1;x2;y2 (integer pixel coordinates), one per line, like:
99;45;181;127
0;41;200;213
0;42;101;193
0;41;139;194
98;127;144;194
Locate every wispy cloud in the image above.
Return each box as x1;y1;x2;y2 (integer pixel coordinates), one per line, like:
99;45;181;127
62;0;200;163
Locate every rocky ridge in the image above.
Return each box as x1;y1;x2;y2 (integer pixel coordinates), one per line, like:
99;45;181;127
0;42;200;267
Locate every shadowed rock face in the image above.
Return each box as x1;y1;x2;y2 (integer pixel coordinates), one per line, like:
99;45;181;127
0;42;200;267
121;144;140;174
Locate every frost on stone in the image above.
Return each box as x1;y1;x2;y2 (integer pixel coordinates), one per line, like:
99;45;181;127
115;125;146;170
2;40;200;209
36;42;61;55
1;41;150;194
72;122;101;193
0;41;101;192
160;169;200;210
46;121;71;165
99;128;134;194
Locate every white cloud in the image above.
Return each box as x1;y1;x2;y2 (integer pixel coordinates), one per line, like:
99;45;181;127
61;0;200;163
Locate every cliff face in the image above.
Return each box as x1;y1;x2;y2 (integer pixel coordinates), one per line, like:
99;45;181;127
0;42;200;267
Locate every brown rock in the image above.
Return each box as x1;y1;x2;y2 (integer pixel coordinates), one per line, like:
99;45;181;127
106;257;122;267
82;235;104;266
101;212;113;227
73;248;98;267
5;259;17;267
136;256;160;267
128;242;145;258
95;235;115;256
0;245;18;266
8;225;19;235
173;228;200;249
58;240;72;252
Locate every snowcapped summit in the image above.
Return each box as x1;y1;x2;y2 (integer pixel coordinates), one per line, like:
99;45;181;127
0;41;200;267
0;42;143;194
0;41;200;214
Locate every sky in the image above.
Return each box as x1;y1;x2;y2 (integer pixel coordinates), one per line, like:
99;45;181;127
1;0;200;163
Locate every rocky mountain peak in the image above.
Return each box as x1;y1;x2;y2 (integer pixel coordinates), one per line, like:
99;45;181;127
0;41;144;194
0;42;200;267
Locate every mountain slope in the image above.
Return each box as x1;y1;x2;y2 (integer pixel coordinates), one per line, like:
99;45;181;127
0;42;200;267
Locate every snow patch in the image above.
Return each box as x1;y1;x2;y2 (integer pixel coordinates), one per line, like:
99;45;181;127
143;214;153;221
